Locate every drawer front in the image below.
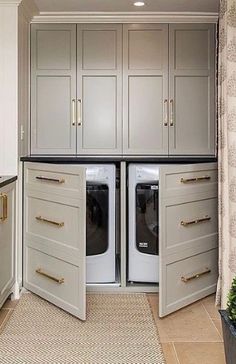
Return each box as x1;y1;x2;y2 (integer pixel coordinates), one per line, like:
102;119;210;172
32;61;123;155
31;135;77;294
165;248;218;314
161;164;217;197
25;163;84;198
26;195;79;251
165;197;218;253
25;247;84;316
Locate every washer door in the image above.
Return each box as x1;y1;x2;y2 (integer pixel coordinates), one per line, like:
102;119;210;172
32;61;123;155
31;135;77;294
86;183;109;256
136;183;159;255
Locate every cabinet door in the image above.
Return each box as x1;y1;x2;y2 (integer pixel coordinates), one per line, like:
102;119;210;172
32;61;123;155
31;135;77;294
77;24;122;155
31;24;77;155
169;24;216;156
123;24;169;155
159;163;218;317
24;163;86;320
0;183;15;307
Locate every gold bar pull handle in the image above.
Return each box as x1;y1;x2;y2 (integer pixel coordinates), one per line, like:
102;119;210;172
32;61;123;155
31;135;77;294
181;267;211;283
77;99;82;126
36;268;65;284
72;99;76;126
169;99;174;126
163;99;168;126
35;176;65;184
0;194;7;222
35;216;64;228
181;215;211;227
180;175;211;184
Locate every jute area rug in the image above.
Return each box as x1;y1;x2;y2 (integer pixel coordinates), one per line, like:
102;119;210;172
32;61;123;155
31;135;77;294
0;293;165;364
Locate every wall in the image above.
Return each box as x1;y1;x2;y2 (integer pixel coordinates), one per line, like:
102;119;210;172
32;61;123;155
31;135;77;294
0;5;18;175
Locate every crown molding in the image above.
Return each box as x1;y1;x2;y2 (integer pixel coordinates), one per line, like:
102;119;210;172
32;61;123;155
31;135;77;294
31;11;219;24
19;0;38;20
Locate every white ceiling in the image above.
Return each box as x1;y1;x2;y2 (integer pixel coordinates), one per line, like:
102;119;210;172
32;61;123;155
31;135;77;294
34;0;220;13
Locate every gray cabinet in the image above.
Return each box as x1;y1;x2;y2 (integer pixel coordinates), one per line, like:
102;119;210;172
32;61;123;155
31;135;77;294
169;24;216;155
123;23;216;156
31;24;122;155
0;182;15;308
24;163;86;320
159;163;218;317
123;24;169;155
31;24;77;155
77;24;122;154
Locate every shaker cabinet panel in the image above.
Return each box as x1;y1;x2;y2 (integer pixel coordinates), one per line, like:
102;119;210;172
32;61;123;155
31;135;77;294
82;29;117;70
32;76;76;153
31;24;77;155
128;29;166;70
126;76;167;153
169;24;215;156
80;76;118;150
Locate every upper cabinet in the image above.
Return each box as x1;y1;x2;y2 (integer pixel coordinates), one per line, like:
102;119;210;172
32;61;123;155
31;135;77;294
168;24;216;156
123;24;169;155
31;24;77;155
31;24;122;155
77;24;122;154
30;23;216;157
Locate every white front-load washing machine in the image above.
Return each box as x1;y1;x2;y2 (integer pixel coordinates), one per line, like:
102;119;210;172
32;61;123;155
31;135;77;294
84;164;116;283
128;164;159;283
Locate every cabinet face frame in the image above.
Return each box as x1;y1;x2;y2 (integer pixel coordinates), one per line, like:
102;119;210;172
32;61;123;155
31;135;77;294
0;182;16;308
76;24;123;155
123;24;169;156
168;23;216;156
30;24;77;155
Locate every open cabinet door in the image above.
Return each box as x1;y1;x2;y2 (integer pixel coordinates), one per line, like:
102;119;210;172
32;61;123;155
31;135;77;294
23;163;86;320
159;163;218;317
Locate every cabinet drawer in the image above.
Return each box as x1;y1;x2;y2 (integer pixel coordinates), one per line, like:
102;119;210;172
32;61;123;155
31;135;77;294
165;248;218;314
161;165;217;197
25;195;83;264
165;197;218;253
25;247;84;316
25;164;84;198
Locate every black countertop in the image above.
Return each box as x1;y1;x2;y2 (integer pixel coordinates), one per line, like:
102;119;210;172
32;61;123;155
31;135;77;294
21;155;217;164
0;176;17;189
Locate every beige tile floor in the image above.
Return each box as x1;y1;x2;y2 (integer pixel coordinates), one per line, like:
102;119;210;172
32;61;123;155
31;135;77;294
148;294;226;364
0;294;225;364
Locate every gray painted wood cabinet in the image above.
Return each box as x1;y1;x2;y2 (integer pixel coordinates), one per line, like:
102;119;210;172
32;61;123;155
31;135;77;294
123;24;169;155
0;182;15;309
31;24;122;155
31;23;216;156
169;24;216;155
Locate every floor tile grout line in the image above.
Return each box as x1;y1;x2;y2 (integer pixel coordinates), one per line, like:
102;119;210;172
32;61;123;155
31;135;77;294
201;302;223;341
172;342;181;364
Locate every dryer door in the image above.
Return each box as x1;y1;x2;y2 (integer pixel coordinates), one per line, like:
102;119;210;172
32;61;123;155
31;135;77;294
86;183;109;256
136;183;159;255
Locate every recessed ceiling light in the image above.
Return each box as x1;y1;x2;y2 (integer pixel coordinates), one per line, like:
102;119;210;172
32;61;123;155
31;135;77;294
134;1;145;7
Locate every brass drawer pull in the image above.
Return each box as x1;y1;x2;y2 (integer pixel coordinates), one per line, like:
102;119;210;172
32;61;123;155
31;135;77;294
36;216;64;227
181;267;211;283
36;268;65;284
72;98;76;126
181;215;211;227
0;193;8;222
77;99;82;126
163;99;168;126
36;176;65;184
169;99;174;126
181;176;211;184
